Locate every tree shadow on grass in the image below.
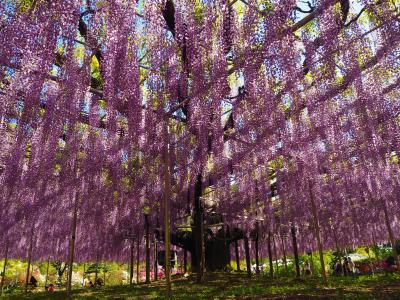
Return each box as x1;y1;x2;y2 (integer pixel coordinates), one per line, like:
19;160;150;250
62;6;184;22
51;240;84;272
4;272;400;299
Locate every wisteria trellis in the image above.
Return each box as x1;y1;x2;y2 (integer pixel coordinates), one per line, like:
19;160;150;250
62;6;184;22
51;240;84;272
0;0;400;291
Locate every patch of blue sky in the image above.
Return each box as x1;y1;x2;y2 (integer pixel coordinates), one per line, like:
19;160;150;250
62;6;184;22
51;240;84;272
51;64;61;77
6;116;17;125
4;0;15;15
293;0;364;23
135;0;147;39
6;66;15;77
121;150;129;162
16;99;24;112
80;97;91;115
56;36;66;52
2;0;15;22
344;130;355;141
318;140;327;152
98;105;107;119
39;82;49;104
282;94;293;107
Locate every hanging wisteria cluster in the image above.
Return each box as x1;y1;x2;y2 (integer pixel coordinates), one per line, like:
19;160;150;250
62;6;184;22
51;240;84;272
0;0;400;283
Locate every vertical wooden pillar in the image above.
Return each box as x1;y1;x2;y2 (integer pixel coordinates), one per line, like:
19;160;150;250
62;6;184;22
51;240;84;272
25;232;33;293
234;240;241;271
67;190;79;295
383;199;397;259
94;252;99;284
309;251;314;275
291;225;300;277
103;268;106;286
82;263;86;286
44;257;50;289
130;239;134;284
280;233;288;272
94;264;98;283
255;238;260;274
0;242;9;296
332;227;340;254
372;225;380;261
194;173;205;283
244;236;251;277
183;250;188;273
308;181;327;281
225;225;231;268
254;224;260;274
267;232;274;278
154;236;158;281
184;188;190;274
366;247;375;275
136;235;140;284
273;234;279;273
163;121;172;298
145;214;151;284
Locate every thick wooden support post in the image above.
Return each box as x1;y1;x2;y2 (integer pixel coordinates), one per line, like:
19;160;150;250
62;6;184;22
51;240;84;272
0;242;9;296
244;236;251;277
280;233;288;272
44;257;50;289
267;232;274;278
154;236;158;281
163;122;172;298
67;191;79;295
24;232;33;294
94;255;98;284
255;223;260;274
130;239;134;284
234;240;241;271
309;252;315;275
332;227;340;253
273;234;279;273
136;235;140;284
225;225;232;268
145;214;151;284
371;224;380;263
255;238;260;274
183;250;188;273
82;263;85;286
194;173;205;283
308;181;327;282
383;199;397;259
184;189;190;274
291;225;301;277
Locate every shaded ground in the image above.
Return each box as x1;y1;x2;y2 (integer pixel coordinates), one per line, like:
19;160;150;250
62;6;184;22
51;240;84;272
3;272;400;299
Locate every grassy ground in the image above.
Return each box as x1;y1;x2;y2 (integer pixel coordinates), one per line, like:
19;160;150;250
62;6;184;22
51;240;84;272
3;272;400;299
